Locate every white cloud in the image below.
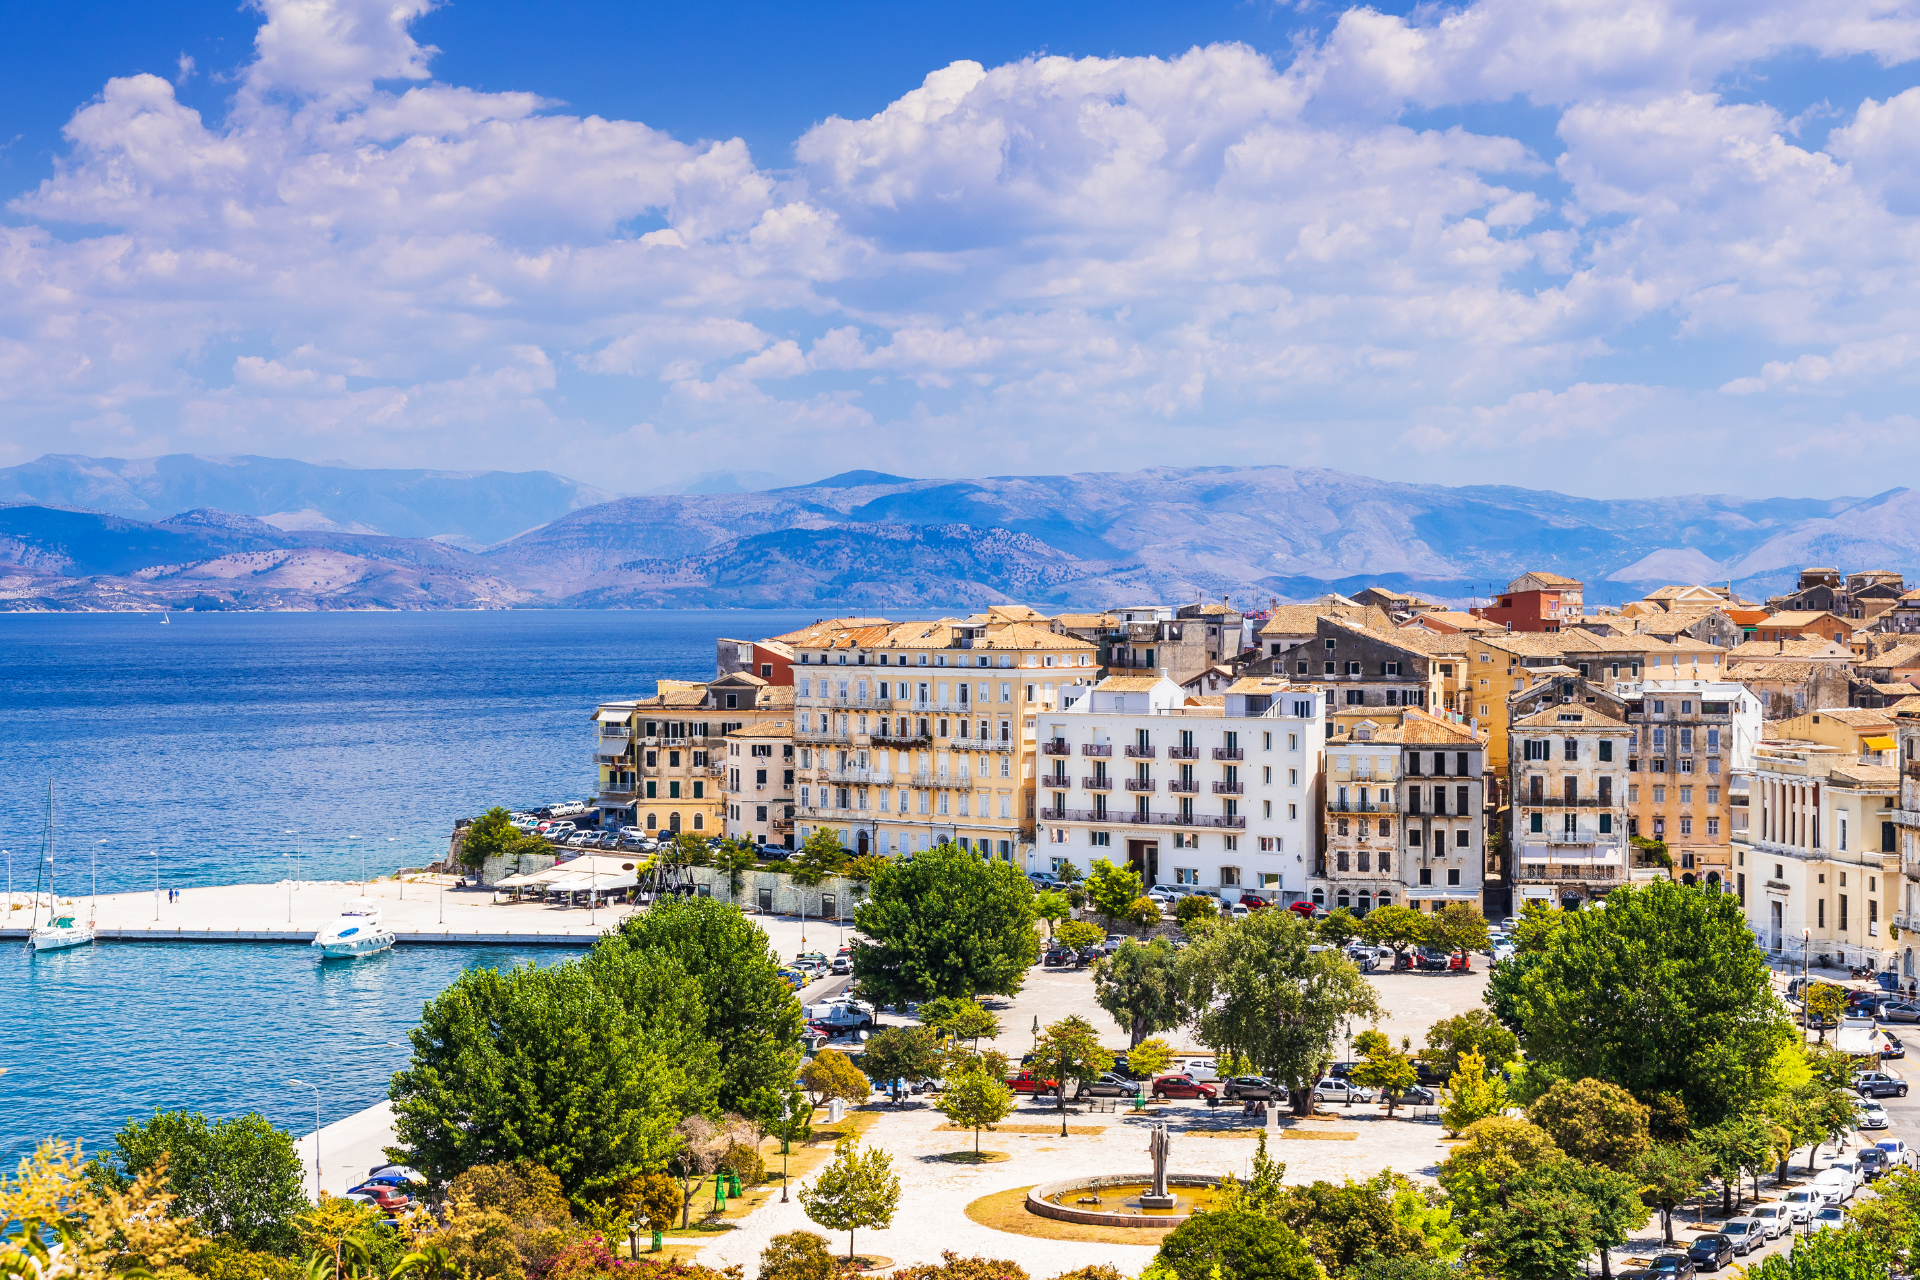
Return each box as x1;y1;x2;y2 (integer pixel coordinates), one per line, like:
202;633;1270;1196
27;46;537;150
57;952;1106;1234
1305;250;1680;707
4;0;1920;493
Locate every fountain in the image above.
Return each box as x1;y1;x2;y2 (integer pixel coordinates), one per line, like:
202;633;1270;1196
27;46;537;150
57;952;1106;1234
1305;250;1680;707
1025;1120;1223;1228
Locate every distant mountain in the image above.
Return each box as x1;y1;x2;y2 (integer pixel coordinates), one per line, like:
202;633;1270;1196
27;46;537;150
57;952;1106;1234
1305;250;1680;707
0;454;617;546
1;460;1913;612
647;470;790;495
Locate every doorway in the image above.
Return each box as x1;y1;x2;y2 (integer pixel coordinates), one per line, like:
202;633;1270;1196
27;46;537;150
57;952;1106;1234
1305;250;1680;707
1770;900;1783;953
1127;839;1159;887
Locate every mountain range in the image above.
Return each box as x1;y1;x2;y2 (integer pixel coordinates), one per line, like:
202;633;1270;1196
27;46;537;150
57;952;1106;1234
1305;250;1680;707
2;453;1916;611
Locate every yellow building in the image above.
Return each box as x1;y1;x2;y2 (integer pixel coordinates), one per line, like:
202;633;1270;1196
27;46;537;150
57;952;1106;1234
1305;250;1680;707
592;672;792;839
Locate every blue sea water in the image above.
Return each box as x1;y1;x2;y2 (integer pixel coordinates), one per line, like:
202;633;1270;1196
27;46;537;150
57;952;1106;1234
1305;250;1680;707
0;610;817;1166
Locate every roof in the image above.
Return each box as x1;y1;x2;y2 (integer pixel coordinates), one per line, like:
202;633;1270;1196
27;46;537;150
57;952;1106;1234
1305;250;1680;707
770;617;892;646
1862;681;1920;696
1514;570;1582;587
1512;703;1627;729
710;670;769;687
1259;603;1392;637
1095;676;1172;692
1401;610;1501;632
1726;638;1851;661
1800;707;1896;729
632;687;711;710
1224;675;1297;695
1328;709;1484;745
1830;763;1899;787
726;720;793;739
1051;612;1109;628
1188;602;1237;616
1761;611;1846;628
972;622;1094;651
1185;695;1227;708
1864;642;1920;668
1727;661;1821;681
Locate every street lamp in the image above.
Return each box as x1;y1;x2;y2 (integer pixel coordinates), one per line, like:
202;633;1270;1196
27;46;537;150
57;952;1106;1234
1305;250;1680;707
288;1079;321;1198
284;852;293;924
151;849;160;921
389;837;401;898
284;831;299;887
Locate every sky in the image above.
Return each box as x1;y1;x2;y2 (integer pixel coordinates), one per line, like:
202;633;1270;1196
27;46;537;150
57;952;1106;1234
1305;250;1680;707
2;0;1920;498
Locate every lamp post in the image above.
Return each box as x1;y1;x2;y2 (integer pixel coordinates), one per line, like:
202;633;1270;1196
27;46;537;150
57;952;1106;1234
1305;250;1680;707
288;1079;321;1198
152;849;160;921
390;837;401;898
285;830;299;888
284;852;293;924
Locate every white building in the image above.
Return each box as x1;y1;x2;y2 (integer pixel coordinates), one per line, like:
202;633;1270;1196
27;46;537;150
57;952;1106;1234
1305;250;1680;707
1035;674;1324;901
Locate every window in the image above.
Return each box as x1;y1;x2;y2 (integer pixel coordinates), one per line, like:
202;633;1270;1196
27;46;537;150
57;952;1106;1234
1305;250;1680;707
1447;868;1461;886
1346;661;1362;676
1599;813;1613;833
1599;740;1613;762
1457;829;1470;847
1707;817;1721;836
1530;812;1544;833
1091;830;1110;846
1680;817;1693;836
1563;739;1578;761
1418;867;1432;885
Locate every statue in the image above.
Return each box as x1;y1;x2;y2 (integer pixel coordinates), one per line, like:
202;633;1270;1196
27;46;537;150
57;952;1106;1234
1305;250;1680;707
1142;1121;1175;1208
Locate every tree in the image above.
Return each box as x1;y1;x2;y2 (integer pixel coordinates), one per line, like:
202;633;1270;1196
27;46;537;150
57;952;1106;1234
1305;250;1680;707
1632;1143;1711;1246
391;945;712;1204
1438;1050;1509;1137
1174;894;1218;934
1126;895;1162;928
918;996;1000;1046
1213;1131;1288;1218
1085;858;1144;925
460;807;547;871
937;1064;1015;1154
1153;1209;1320;1280
604;895;805;1114
799;1049;870;1111
2;1140;206;1280
1630;834;1673;873
1514;1159;1651;1280
1435;1117;1560;1231
1483;1185;1598;1280
1804;983;1846;1042
1278;1173;1435;1276
1526;1078;1652;1171
842;854;890;884
1844;1167;1920;1272
1698;1114;1776;1215
1508;879;1794;1126
1127;1038;1174;1079
791;829;849;887
1034;892;1071;939
1419;1009;1518;1079
757;1231;845;1280
1177;905;1380;1117
93;1109;307;1254
1316;908;1361;947
1423;903;1490;956
859;1026;944;1097
799;1137;900;1261
669;1114;756;1230
1358;903;1428;966
709;838;759;904
1748;1224;1895;1280
851;843;1039;1005
1351;1038;1420;1118
1030;1015;1115;1134
1093;938;1188;1047
1055;920;1103;953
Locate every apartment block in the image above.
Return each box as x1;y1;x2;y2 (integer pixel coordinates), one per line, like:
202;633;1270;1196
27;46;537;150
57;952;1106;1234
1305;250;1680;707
592;671;793;838
1623;680;1764;891
1506;693;1645;910
1036;674;1324;900
1471;571;1585;633
723;721;796;848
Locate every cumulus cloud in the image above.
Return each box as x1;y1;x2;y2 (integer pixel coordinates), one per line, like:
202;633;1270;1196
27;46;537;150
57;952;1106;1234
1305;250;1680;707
4;0;1920;492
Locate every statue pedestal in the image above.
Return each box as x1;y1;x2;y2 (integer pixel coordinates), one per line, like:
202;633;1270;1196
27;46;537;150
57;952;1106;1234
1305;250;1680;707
1138;1194;1177;1210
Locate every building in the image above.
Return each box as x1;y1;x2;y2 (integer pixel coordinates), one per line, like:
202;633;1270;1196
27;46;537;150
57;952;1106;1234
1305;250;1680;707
1767;569;1907;622
1722;638;1855;720
1255;600;1393;658
1769;707;1901;761
722;721;796;847
715;636;798;685
1632;607;1743;649
1036;673;1325;901
1401;610;1504;637
1894;710;1920;979
1263;616;1457;736
1506;695;1644;910
1752;611;1854;646
1102;601;1247;687
1623;679;1765;891
788;615;1098;862
1472;571;1585;633
1740;740;1901;973
591;672;795;838
1312;709;1488;916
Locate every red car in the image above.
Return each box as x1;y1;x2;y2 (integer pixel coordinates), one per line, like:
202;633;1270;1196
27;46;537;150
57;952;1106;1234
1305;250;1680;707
1007;1070;1061;1096
1151;1073;1219;1101
349;1184;413;1212
1287;900;1318;918
1449;951;1473;973
1238;894;1268;910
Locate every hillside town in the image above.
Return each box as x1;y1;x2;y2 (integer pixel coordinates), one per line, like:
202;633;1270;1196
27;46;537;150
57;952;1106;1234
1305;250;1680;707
586;567;1920;981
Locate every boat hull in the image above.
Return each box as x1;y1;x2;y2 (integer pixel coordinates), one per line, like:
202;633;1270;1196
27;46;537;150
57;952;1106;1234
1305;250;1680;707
312;931;396;959
30;929;95;953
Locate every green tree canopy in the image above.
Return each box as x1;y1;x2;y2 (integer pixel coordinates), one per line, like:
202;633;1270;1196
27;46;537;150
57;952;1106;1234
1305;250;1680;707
859;1026;945;1090
1483;1185;1599;1280
1174;894;1218;934
1084;858;1144;924
1316;909;1362;947
391;945;713;1203
1508;880;1793;1126
1420;1009;1519;1078
798;1138;900;1261
1034;892;1071;936
93;1109;307;1254
1632;1142;1712;1246
1153;1209;1320;1280
1436;1116;1560;1231
1512;1159;1650;1280
604;895;804;1113
936;1064;1015;1155
1351;1037;1420;1118
851;843;1039;1005
1526;1078;1653;1171
1177;906;1380;1116
1278;1173;1435;1276
709;838;759;903
1127;1038;1175;1080
790;828;849;886
1093;938;1188;1048
1423;903;1491;955
1030;1015;1115;1132
460;807;547;870
798;1049;870;1110
1055;920;1103;953
1358;903;1428;961
918;996;1000;1045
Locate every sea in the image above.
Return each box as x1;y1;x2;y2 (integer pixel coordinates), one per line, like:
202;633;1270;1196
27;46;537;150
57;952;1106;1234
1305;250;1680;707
0;609;818;1167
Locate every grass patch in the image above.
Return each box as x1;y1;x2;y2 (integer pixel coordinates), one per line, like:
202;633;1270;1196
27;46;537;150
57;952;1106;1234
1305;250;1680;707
940;1150;1011;1164
671;1110;882;1231
936;1123;1107;1135
964;1186;1173;1245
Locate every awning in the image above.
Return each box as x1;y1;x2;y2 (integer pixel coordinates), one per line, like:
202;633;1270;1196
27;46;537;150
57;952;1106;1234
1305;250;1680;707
596;709;631;723
544;871;639;893
595;741;630;756
495;867;568;888
1864;736;1895;751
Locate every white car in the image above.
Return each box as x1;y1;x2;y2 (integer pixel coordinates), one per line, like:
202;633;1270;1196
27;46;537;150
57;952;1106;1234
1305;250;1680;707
1313;1078;1376;1104
1808;1205;1848;1233
1811;1169;1855;1203
1827;1157;1868;1188
1748;1205;1789;1239
1779;1189;1822;1223
1875;1139;1915;1169
1860;1099;1890;1130
1228;904;1250;921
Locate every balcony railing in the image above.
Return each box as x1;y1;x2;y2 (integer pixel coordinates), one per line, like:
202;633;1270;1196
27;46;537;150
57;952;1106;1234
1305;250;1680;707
871;734;932;749
1125;779;1157;792
1518;796;1613;808
1167;780;1200;794
1082;776;1112;790
1037;807;1244;829
1041;773;1072;789
1213;747;1244;761
828;769;892;785
1166;746;1201;760
1212;781;1244;795
1329;800;1399;814
1041;741;1070;756
1125;745;1157;759
1082;744;1113;757
1517;864;1621;881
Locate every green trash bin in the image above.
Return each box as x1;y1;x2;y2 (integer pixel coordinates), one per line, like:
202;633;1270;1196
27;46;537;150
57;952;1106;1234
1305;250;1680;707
728;1172;743;1198
650;1231;663;1254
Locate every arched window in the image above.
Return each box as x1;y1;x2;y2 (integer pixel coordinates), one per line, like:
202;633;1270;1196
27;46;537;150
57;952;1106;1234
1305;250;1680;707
1312;888;1325;906
645;813;657;830
693;813;704;830
669;812;682;833
1336;890;1351;909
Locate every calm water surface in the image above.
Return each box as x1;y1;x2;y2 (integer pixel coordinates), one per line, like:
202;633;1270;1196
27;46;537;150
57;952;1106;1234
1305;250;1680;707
0;610;816;1164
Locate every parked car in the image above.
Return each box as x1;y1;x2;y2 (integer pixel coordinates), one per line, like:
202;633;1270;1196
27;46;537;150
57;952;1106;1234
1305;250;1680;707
1448;951;1472;972
1827;1156;1868;1188
1312;1078;1375;1104
1147;885;1180;902
1414;947;1453;971
1748;1204;1789;1239
805;1004;874;1034
1105;934;1127;951
348;1184;414;1212
1860;1099;1890;1130
1043;946;1075;967
1779;1189;1823;1223
1686;1233;1735;1272
1877;1000;1920;1024
1858;1147;1890;1180
1811;1168;1855;1203
1344;947;1378;973
1717;1219;1762;1256
1414;1061;1451;1088
1325;1060;1358;1079
1875;1138;1915;1169
1645;1253;1696;1278
1220;1076;1285;1101
1151;1073;1219;1101
1854;1070;1909;1097
1238;894;1268;910
1008;1070;1062;1096
1808;1206;1848;1234
1074;1072;1140;1100
1382;1084;1440;1106
1029;872;1063;891
831;955;851;975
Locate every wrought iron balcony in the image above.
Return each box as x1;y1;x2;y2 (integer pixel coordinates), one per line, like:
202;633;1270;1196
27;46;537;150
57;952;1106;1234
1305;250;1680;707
1212;781;1244;795
1213;747;1245;761
1082;776;1112;791
1125;779;1157;792
1082;743;1113;757
1125;745;1157;759
1041;740;1070;756
1167;779;1201;794
1166;746;1201;760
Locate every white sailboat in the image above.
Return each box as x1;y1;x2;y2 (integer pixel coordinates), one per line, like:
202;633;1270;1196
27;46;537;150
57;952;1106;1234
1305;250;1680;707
311;897;395;959
29;782;95;954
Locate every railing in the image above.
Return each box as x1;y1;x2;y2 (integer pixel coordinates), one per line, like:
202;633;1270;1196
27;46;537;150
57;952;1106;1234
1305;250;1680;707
1517;797;1611;808
1166;746;1201;760
1906;761;1920;782
1035;807;1243;829
1212;781;1244;795
1040;773;1071;789
1517;864;1621;881
1042;741;1070;756
1125;745;1157;759
1167;779;1200;794
1213;747;1244;760
1083;744;1113;757
871;734;932;749
1125;779;1156;792
1329;800;1399;814
1895;809;1920;828
828;769;892;785
1081;776;1112;790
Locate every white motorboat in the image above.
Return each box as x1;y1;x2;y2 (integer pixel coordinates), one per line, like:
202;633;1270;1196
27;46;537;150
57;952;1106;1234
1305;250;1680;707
311;897;396;959
30;913;95;953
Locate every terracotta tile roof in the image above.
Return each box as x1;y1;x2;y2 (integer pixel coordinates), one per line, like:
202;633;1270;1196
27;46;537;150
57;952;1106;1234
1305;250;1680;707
973;622;1095;651
726;720;793;739
711;670;769;687
1800;707;1896;729
1763;611;1846;628
1863;681;1920;696
1095;676;1170;691
634;687;711;710
1225;675;1297;695
1831;763;1899;786
1259;603;1391;636
1727;639;1850;660
756;687;795;709
1516;571;1582;586
1727;661;1820;681
1186;695;1227;708
1512;703;1627;729
1327;710;1482;744
1864;642;1920;668
771;618;892;645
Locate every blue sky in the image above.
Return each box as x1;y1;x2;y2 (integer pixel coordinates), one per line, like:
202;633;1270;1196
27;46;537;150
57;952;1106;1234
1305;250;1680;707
2;0;1919;498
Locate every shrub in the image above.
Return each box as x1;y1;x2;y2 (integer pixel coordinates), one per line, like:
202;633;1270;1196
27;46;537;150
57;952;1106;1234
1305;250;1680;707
892;1252;1030;1280
757;1232;848;1280
721;1141;766;1187
1154;1209;1320;1280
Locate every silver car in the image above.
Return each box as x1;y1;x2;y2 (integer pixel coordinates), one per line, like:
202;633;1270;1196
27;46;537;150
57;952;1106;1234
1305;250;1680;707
1719;1218;1762;1256
1313;1078;1376;1104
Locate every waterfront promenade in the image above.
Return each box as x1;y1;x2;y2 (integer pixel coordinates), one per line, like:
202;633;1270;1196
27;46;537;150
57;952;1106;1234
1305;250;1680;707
0;875;865;953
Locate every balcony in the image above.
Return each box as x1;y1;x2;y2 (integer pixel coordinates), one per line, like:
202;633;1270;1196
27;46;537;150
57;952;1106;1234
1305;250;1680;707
1213;747;1245;761
1125;779;1157;792
1896;809;1920;828
1082;744;1113;758
1167;779;1201;794
1518;796;1612;808
1040;773;1072;789
1516;864;1622;881
1041;741;1071;756
1329;799;1400;814
828;768;892;785
1082;776;1112;791
1212;781;1244;795
1166;746;1201;760
1038;807;1244;829
871;733;932;750
1125;745;1157;759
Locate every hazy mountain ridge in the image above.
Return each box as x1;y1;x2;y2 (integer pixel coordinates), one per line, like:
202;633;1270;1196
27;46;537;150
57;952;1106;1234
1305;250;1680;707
1;455;1916;611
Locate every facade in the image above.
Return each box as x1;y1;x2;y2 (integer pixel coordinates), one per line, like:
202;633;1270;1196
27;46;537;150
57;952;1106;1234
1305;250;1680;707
788;616;1098;862
1036;674;1325;900
591;672;795;837
1767;569;1907;622
1740;741;1901;974
1266;617;1456;736
1722;638;1855;720
715;637;798;685
1256;600;1392;658
1753;611;1855;645
1623;680;1764;891
722;720;796;848
1506;698;1644;909
1312;710;1488;916
1472;571;1585;632
1895;713;1920;977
